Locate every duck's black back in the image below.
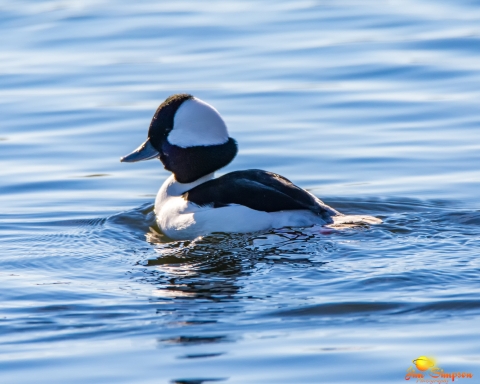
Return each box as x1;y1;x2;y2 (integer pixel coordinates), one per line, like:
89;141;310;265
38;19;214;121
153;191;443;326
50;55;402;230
183;169;335;221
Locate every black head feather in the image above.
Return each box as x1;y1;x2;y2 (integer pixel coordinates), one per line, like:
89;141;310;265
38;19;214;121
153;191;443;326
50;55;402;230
148;93;193;149
147;94;237;183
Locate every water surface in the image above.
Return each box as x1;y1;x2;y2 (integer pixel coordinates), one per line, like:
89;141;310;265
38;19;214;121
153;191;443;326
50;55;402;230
1;1;480;383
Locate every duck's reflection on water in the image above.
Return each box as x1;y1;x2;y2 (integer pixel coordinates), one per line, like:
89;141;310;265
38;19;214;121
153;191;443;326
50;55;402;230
139;226;333;361
141;226;331;302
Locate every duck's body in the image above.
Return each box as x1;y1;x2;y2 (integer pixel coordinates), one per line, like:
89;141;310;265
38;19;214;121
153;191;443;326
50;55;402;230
154;170;339;240
121;94;380;240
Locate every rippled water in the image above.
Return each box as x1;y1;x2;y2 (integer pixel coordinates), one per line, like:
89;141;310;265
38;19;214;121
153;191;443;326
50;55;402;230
1;1;480;383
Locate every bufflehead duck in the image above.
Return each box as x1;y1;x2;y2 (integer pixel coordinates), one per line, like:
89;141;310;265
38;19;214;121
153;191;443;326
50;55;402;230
121;94;380;240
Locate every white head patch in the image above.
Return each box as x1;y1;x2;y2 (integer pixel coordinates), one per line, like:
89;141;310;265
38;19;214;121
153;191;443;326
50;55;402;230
167;97;229;148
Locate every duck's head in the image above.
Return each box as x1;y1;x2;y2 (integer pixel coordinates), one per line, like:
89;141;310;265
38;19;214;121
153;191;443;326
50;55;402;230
121;94;238;183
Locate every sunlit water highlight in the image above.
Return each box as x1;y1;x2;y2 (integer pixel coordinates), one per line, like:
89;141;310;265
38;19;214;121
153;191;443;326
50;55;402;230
1;1;480;383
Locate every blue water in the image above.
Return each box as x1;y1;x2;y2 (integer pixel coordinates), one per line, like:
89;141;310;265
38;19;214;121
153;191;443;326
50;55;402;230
1;1;480;383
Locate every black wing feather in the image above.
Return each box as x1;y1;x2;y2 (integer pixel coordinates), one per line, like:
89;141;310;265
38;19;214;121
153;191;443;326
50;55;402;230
183;169;335;218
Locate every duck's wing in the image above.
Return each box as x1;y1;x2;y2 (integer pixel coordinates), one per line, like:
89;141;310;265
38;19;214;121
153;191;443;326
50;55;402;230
183;169;338;219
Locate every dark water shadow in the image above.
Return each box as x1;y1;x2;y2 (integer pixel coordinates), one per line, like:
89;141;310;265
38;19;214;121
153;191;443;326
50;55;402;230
170;378;228;384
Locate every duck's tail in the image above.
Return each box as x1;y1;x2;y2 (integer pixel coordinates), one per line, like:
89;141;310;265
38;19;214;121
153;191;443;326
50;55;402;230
329;214;382;228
